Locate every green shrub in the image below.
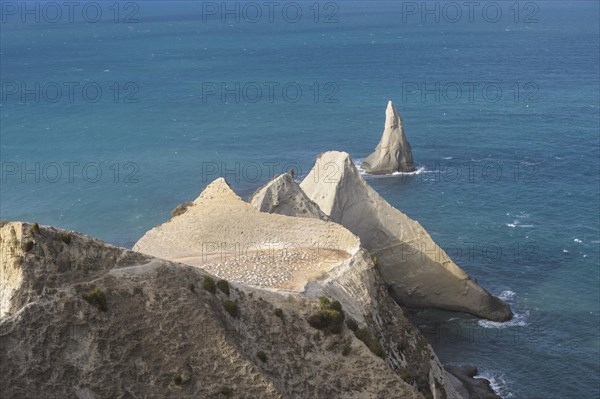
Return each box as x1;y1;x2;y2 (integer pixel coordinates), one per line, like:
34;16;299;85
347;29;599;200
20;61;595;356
30;223;40;235
256;351;267;363
173;375;183;385
307;309;344;334
318;296;331;308
330;300;343;313
355;327;370;343
172;201;193;218
345;318;358;332
59;232;71;244
274;308;284;319
354;327;385;358
342;343;352;356
203;276;216;294
216;279;230;296
308;296;346;334
223;300;238;317
22;240;34;252
83;288;107;312
219;387;233;396
369;339;385;358
319;297;344;318
188;283;195;292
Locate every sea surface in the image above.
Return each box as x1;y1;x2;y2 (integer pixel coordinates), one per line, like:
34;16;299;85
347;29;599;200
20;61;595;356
1;1;598;398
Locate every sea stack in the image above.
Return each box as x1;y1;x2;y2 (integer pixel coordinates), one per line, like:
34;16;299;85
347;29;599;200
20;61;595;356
301;151;513;322
361;100;415;174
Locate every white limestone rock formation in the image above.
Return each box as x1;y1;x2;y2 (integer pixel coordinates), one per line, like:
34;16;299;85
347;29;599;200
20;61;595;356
134;178;358;292
300;151;513;322
361;100;415;174
132;180;464;398
249;173;328;220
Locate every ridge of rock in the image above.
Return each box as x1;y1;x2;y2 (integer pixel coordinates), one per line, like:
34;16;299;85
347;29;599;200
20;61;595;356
300;151;512;322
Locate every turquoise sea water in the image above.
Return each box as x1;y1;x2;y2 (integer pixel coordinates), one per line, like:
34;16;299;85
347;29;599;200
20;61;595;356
1;1;598;397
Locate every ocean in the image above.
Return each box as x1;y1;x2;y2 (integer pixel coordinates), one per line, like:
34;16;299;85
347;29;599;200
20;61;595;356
1;1;598;397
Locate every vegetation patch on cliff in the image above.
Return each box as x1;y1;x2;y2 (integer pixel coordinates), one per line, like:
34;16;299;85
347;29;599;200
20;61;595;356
83;287;107;312
171;201;193;218
307;296;345;334
223;300;238;317
203;276;216;293
355;327;385;358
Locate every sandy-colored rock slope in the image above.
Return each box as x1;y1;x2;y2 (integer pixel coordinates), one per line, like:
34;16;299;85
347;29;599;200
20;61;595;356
134;178;357;291
1;221;430;398
361;100;415;174
300;151;512;322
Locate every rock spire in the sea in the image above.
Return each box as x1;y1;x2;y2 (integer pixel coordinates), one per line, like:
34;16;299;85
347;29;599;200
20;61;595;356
301;151;513;322
361;100;415;174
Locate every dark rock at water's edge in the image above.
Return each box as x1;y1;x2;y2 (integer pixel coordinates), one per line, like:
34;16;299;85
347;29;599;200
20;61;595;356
445;365;502;399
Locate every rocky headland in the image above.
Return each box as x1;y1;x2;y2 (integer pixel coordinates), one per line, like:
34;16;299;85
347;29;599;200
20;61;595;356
1;106;509;398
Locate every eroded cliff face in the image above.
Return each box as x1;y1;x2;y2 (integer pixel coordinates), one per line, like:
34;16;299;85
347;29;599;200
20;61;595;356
300;151;512;322
248;174;472;398
305;248;463;399
1;222;427;398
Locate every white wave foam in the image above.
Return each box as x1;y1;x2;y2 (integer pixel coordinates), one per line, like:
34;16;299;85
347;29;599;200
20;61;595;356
574;238;582;243
474;370;514;398
505;219;533;228
478;290;529;329
354;160;430;177
498;290;516;301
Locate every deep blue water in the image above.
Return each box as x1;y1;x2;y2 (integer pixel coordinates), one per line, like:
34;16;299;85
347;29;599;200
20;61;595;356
1;1;598;398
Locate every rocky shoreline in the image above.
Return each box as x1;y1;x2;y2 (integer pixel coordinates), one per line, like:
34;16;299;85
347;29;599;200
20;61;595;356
445;366;503;399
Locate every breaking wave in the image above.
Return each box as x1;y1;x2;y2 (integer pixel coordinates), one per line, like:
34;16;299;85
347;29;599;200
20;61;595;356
474;369;514;398
478;290;529;329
